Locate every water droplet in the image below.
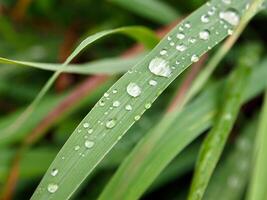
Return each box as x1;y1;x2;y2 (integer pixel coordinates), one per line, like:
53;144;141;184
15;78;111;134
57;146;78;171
83;123;89;128
148;57;172;77
167;36;172;41
222;0;231;4
169;41;175;46
47;183;58;193
88;129;93;134
74;145;80;151
176;32;185;39
191;54;199;63
104;93;109;97
177;43;187;52
125;104;132;111
184;22;191;28
127;83;141;97
51;169;58;177
85;140;95;149
160;49;167;55
99;100;105;106
219;9;240;26
112;89;118;94
201;14;210;23
149;80;157;86
134;115;141;121
199;30;210;40
145;103;151;109
106;119;116;129
113;101;120;107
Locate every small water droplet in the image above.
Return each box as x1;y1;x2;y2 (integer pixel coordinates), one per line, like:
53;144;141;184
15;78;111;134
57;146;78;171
112;89;118;94
51;169;58;177
201;14;210;23
99;100;105;106
160;49;168;55
148;57;172;77
106;119;116;129
176;44;187;52
125;104;132;111
74;145;80;151
219;9;240;26
88;129;93;134
134;115;141;121
127;83;141;97
184;22;191;28
149;80;157;86
222;0;231;4
176;32;185;39
191;54;200;63
47;183;58;193
83;123;89;128
85;140;95;149
145;103;151;109
199;30;210;40
113;101;120;107
104;93;109;97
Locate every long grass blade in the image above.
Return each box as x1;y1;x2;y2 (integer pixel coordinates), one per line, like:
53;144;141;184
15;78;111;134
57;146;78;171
247;90;267;200
30;1;259;199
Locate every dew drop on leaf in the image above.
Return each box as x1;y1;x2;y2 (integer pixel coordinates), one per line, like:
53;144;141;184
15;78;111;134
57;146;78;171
219;9;240;26
201;14;210;23
199;30;210;40
176;44;187;52
148;57;172;77
47;183;58;193
126;83;141;97
191;54;200;63
51;169;58;177
112;101;120;107
149;79;157;86
106;119;116;129
125;104;132;111
85;140;95;149
83;123;89;128
176;32;185;40
74;145;80;151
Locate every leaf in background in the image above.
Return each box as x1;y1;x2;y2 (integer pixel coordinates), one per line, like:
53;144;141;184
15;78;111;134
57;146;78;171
204;118;256;200
188;43;256;200
110;0;179;24
0;55;142;75
247;90;267;200
30;0;257;199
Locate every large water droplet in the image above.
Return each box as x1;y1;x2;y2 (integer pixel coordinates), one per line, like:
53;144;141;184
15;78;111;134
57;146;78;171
148;57;172;77
199;30;210;40
219;9;240;26
47;183;58;193
106;119;116;129
127;83;141;97
85;140;95;148
51;169;58;177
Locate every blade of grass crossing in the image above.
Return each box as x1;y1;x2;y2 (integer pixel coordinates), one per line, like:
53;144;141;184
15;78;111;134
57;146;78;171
187;46;254;200
204;118;256;200
31;1;257;199
247;90;267;200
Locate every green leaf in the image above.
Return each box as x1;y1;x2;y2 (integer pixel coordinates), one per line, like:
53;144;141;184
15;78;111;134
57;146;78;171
110;0;179;24
0;55;142;75
30;1;256;199
188;44;255;200
204;118;256;200
247;90;267;200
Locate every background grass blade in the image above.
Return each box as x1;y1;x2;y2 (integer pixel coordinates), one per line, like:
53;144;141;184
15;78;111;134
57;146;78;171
30;1;253;199
98;50;265;200
204;118;256;200
188;44;255;200
110;0;179;24
0;55;142;75
247;90;267;200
